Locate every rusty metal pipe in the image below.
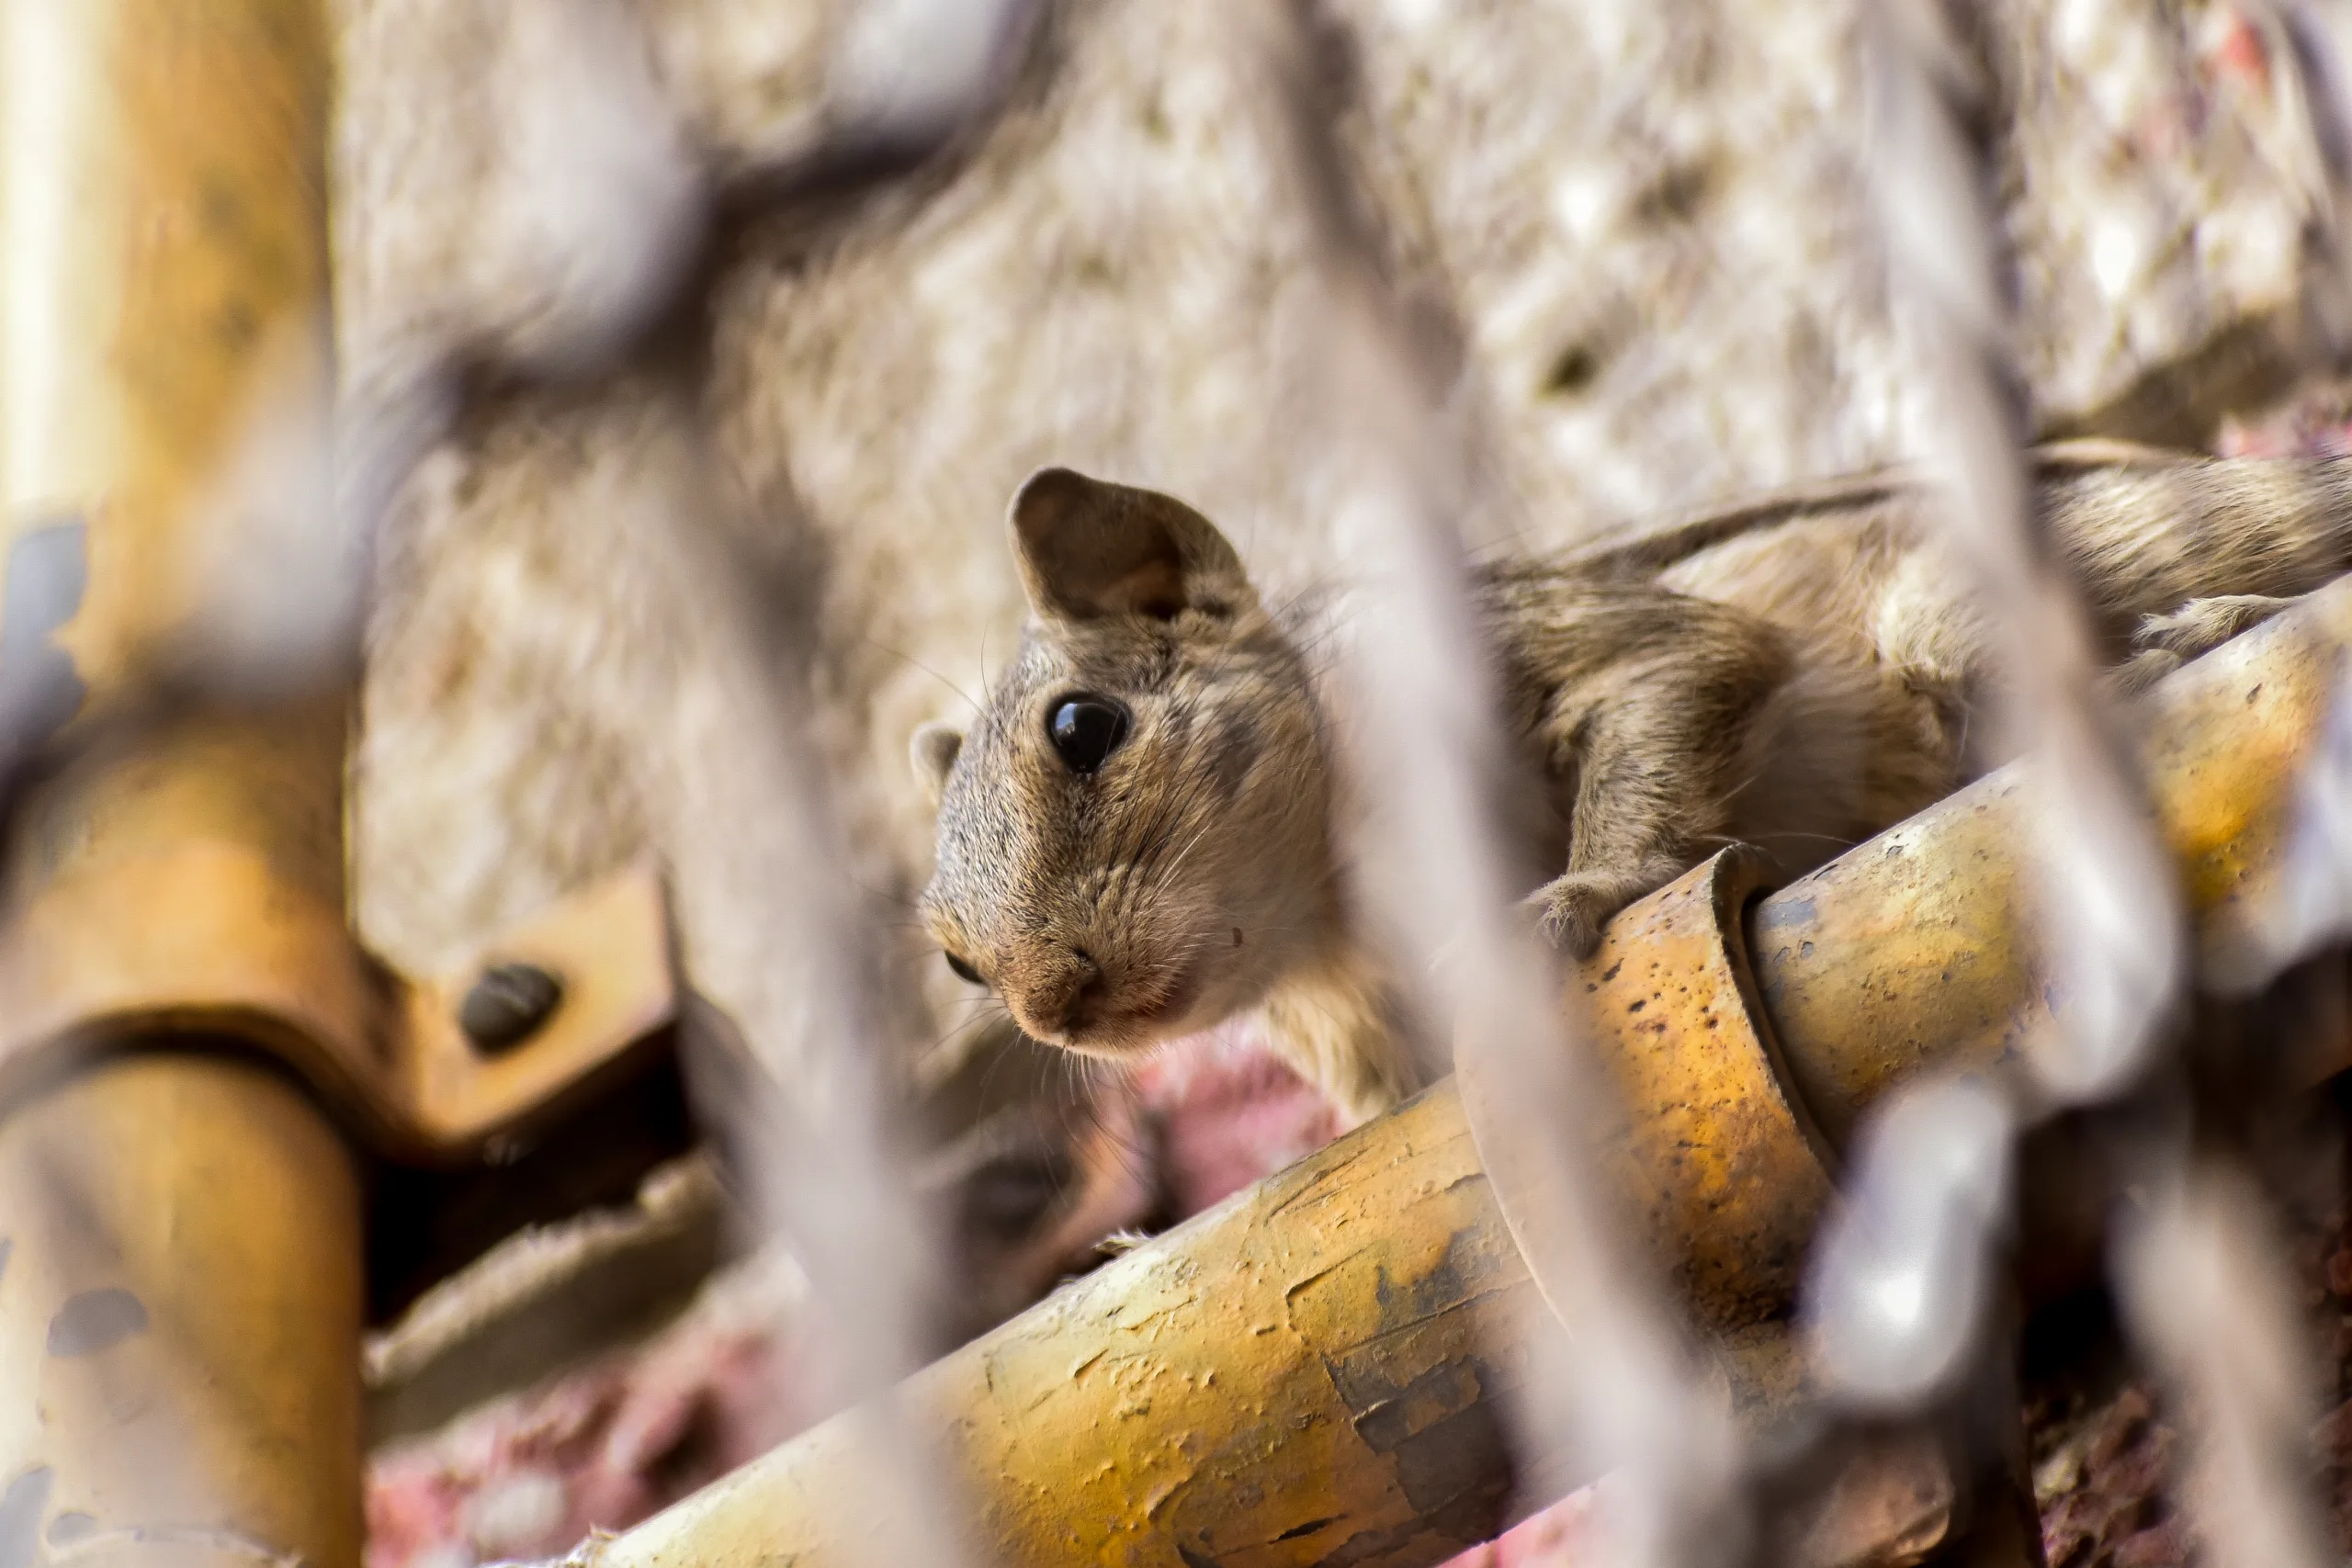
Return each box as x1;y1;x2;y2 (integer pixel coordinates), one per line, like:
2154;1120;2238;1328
586;586;2352;1568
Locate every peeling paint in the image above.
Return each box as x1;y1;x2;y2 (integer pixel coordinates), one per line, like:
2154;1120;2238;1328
46;1290;147;1358
597;1087;1539;1567
0;1467;52;1568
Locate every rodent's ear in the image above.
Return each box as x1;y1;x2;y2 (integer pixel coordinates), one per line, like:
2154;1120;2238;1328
1009;468;1251;623
910;722;964;807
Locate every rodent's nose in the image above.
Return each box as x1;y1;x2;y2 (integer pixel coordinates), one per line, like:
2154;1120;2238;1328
1054;946;1108;1032
1001;940;1114;1043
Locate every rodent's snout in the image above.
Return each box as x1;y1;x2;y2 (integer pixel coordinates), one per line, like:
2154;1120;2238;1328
1052;945;1110;1034
1000;935;1200;1055
1001;941;1109;1044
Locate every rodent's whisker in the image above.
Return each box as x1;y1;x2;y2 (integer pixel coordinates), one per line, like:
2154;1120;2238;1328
864;635;981;715
861;886;930;915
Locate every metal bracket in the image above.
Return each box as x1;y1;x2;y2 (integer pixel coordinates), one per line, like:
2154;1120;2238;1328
0;850;677;1166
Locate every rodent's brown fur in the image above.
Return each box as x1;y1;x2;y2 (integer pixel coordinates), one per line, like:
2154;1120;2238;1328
918;450;2352;1122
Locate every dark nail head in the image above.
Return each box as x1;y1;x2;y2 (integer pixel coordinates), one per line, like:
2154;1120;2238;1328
458;963;564;1055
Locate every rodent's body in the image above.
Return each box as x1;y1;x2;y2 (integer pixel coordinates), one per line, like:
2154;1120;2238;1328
918;451;2352;1122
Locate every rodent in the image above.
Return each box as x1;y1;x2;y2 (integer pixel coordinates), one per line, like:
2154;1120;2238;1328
915;448;2352;1122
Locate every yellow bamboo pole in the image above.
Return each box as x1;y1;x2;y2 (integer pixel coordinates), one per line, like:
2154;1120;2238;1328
0;6;362;1565
0;1055;365;1568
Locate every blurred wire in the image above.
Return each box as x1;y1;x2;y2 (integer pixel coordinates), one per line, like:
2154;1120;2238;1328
1864;0;2184;1112
45;0;2352;1562
334;0;1041;716
1809;0;2155;1429
1822;5;2347;1561
2234;664;2352;994
825;0;1041;167
647;444;981;1568
1240;5;1747;1562
2116;1166;2334;1568
1803;1077;2013;1413
337;0;708;698
2228;4;2352;1007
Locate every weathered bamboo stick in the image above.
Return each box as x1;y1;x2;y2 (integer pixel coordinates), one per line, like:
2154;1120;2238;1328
0;6;365;1565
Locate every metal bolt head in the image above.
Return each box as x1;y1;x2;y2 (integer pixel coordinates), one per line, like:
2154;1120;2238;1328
458;963;564;1055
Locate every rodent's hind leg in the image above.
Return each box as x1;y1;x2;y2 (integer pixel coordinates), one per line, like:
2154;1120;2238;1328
2107;592;2307;695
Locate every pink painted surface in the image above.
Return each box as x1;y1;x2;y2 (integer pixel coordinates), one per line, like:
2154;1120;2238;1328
1439;1482;1612;1567
367;1303;811;1568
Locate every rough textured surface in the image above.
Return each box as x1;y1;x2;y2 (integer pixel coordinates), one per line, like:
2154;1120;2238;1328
2032;1384;2194;1568
1993;0;2324;437
1329;0;1909;528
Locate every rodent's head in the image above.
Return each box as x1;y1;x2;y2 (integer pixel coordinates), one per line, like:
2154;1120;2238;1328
917;468;1338;1057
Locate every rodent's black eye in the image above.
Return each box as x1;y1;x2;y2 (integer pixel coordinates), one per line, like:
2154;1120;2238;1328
1047;695;1131;775
945;951;983;985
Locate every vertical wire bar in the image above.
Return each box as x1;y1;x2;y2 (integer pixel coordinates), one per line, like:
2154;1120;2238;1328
1237;4;1747;1561
578;411;982;1568
1840;6;2333;1563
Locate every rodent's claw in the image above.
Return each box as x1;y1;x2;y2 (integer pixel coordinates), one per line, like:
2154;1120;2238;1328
1524;874;1618;959
2108;593;2302;700
1527;862;1691;957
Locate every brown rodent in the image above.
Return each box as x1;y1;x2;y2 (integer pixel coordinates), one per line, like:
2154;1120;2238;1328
915;449;2352;1122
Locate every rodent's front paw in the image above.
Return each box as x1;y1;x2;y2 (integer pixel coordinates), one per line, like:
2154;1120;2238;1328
1524;874;1632;959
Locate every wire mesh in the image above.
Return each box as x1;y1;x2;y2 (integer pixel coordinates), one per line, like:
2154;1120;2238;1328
13;1;2352;1567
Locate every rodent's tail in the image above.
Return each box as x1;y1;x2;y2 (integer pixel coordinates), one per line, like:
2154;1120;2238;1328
2045;455;2352;653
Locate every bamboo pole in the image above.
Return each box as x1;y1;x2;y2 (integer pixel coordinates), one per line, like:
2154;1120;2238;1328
0;7;363;1565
